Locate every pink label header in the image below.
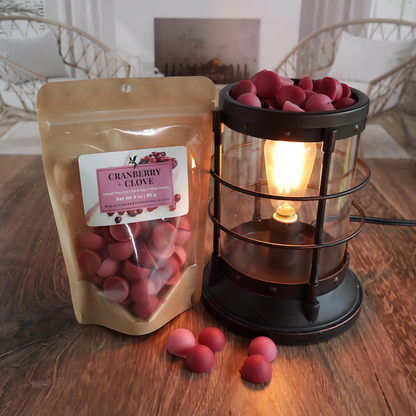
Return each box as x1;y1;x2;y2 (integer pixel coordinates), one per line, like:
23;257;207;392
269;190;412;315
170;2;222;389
96;162;174;213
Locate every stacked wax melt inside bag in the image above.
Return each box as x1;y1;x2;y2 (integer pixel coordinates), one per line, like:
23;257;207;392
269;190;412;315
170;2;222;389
37;77;215;335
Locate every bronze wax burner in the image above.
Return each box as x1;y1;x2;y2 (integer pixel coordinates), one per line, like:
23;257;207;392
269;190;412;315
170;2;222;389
201;81;370;345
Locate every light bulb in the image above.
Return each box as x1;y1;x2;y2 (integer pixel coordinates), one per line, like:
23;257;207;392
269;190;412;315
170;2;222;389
264;140;316;222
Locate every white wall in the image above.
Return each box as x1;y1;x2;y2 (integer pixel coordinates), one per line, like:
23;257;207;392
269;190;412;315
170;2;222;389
114;0;302;73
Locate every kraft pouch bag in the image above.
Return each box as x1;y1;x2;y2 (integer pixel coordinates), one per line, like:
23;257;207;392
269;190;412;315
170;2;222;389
37;77;215;335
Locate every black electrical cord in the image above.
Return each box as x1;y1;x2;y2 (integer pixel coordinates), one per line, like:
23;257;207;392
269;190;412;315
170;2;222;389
350;215;416;227
311;215;416;227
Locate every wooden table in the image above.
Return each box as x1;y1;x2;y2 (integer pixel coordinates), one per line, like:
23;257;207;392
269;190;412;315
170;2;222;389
1;155;415;416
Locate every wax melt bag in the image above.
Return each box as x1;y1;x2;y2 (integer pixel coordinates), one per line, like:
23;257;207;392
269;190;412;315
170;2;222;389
37;77;215;335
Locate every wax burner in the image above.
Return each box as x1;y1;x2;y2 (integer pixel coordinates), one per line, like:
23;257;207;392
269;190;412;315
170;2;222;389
201;81;370;345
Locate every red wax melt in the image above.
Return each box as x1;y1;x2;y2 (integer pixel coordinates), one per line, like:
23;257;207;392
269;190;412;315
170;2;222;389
318;77;338;101
231;80;257;100
157;257;180;283
77;250;102;274
298;75;313;91
304;94;332;111
250;69;267;83
137;241;158;269
133;295;159;318
341;83;352;99
276;85;306;108
107;241;134;261
172;245;187;266
110;223;139;242
88;274;106;287
175;229;191;245
254;70;281;99
152;222;177;250
167;328;197;357
240;354;272;384
178;216;191;232
237;93;261;108
311;102;335;112
185;345;215;373
79;232;106;250
334;97;356;109
103;276;129;303
279;75;295;87
97;256;120;278
130;278;156;304
248;337;277;362
198;327;226;352
312;78;322;92
124;259;151;280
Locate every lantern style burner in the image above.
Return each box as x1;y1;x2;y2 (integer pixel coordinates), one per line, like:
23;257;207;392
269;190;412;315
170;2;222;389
201;82;370;345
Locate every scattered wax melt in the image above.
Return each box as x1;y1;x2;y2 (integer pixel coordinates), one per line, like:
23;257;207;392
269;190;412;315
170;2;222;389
77;250;102;274
124;259;151;280
110;223;139;242
185;345;215;373
133;295;159;318
97;256;120;278
130;278;156;304
282;101;304;112
248;337;277;362
103;276;129;303
107;241;134;261
79;232;106;250
254;70;281;98
240;355;272;384
198;327;226;352
305;90;317;100
152;222;177;250
237;93;261;108
172;245;187;266
334;97;356;109
298;75;313;91
276;85;306;108
312;78;322;92
304;94;332;111
167;328;197;358
231;79;257;100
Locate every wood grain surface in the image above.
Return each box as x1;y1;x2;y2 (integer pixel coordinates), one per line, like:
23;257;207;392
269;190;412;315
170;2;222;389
0;155;415;416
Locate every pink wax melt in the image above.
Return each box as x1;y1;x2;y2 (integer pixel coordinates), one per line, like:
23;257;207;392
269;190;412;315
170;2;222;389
334;97;356;109
248;337;277;362
254;70;281;98
77;250;102;274
148;241;175;260
237;93;261;108
311;102;335;112
341;83;351;99
318;77;340;102
167;328;197;358
88;274;106;287
279;75;295;87
172;245;187;266
231;80;257;100
137;241;158;269
240;354;272;384
152;222;177;250
103;276;129;303
79;232;106;250
185;345;215;373
198;327;226;352
282;101;304;112
133;295;159;318
157;257;180;283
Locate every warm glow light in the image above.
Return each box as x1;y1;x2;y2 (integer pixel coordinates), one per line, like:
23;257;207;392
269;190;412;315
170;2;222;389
264;140;316;221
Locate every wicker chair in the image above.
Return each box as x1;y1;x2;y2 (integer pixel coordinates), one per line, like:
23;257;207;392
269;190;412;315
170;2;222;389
0;15;130;120
275;19;416;118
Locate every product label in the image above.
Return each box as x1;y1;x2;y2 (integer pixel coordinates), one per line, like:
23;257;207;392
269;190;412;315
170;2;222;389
79;146;188;227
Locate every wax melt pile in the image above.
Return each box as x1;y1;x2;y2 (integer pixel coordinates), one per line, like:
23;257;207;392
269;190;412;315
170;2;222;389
167;328;277;384
77;215;191;317
231;70;356;112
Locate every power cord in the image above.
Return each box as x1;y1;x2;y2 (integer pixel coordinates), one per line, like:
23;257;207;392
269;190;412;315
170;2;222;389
350;215;416;227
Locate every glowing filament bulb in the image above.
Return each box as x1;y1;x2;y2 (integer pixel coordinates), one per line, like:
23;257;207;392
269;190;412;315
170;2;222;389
264;140;316;222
